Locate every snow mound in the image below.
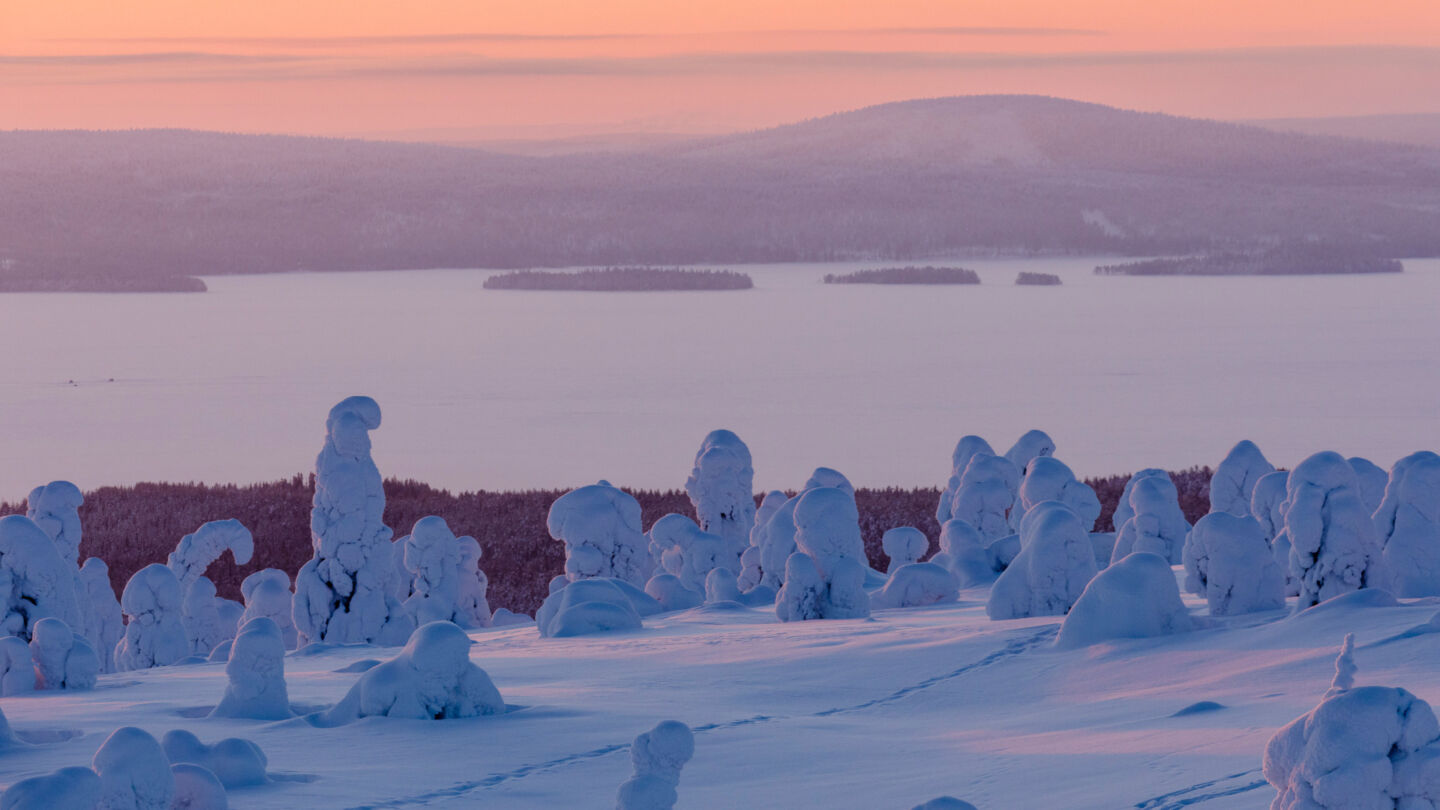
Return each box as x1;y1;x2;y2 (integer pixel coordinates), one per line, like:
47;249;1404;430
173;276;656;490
912;799;978;810
167;519;253;591
881;527;929;574
169;763;227;810
93;726;175;810
1283;451;1384;610
1;766;103;810
295;396;413;647
937;435;996;525
323;621;504;722
703;568;743;604
115;563;189;671
644;574;703;613
79;558;124;672
0;514;81;640
29;617;98;690
1374;451;1440;597
25;480;84;566
0;636;34;695
1012;457;1101;533
538;578;645;638
210;617;293;720
548;482;652;589
1110;475;1191;564
684;430;755;572
987;502;1098;620
869;563;959;609
949;453;1021;542
1182;513;1285;615
1055;552;1194;649
1210;440;1275;517
615;720;694;810
161;729;268;788
239;569;297;650
1004;429;1055;475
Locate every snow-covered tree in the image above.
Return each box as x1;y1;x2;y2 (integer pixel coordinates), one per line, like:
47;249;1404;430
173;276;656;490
161;729;269;788
1181;512;1285;615
1373;451;1440;597
1250;470;1290;543
115;563;189;671
25;480;83;566
211;617;293;720
181;577;243;659
239;569;297;650
321;621;505;723
455;535;492;628
78;558;124;673
1209;440;1274;517
0;515;81;640
1011;457;1102;533
987;502;1098;620
740;491;788;591
644;574;703;613
881;527;928;574
647;513;726;595
93;726;175;810
401;516;476;627
28;617;98;691
1284;451;1384;610
0;765;102;810
1004;429;1055;475
1055;552;1193;649
548;481;652;589
169;763;228;810
753;467;858;593
294;396;413;647
948;453;1021;542
937;435;995;525
928;519;1000;588
538;578;646;638
684;429;754;572
0;636;34;695
615;720;695;810
1112;469;1173;532
777;487;870;622
704;567;743;604
1110;476;1191;564
869;563;959;609
1348;456;1388;515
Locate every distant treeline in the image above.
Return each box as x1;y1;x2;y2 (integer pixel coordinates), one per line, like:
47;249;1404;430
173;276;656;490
1096;245;1405;277
1015;272;1062;286
0;267;206;293
482;267;753;291
0;467;1212;616
824;266;980;285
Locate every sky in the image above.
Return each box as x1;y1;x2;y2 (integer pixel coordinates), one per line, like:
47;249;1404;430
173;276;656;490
4;0;1440;141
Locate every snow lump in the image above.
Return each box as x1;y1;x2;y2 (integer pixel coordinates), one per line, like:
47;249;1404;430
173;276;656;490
322;621;504;723
1055;551;1194;649
615;720;694;810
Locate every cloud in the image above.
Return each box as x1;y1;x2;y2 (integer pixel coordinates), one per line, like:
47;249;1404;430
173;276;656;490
0;51;303;66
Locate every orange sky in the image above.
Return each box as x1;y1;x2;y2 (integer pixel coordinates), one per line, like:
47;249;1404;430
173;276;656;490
4;1;1439;139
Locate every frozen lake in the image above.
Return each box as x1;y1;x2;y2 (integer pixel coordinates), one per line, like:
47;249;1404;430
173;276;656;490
1;258;1436;501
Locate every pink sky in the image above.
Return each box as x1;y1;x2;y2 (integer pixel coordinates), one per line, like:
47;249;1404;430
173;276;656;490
4;1;1439;139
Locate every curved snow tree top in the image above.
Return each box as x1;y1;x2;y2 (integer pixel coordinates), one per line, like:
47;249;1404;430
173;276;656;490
168;519;254;590
548;482;651;588
1181;512;1285;615
1110;476;1192;564
1373;451;1440;540
0;514;82;639
1055;551;1193;649
881;527;929;574
1348;456;1388;515
1004;429;1055;475
949;453;1021;542
792;486;865;577
987;502;1098;620
1250;470;1291;543
684;429;755;569
1209;440;1275;517
1284;451;1384;609
1111;469;1172;533
1375;453;1440;598
25;480;84;566
1013;457;1101;533
937;435;995;524
803;467;855;498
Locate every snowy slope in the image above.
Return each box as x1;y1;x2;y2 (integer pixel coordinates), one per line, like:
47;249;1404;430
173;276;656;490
2;576;1436;809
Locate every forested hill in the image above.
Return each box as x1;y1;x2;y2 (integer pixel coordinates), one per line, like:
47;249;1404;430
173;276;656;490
5;95;1440;291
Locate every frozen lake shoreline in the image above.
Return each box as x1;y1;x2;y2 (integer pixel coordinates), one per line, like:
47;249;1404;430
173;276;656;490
1;257;1436;501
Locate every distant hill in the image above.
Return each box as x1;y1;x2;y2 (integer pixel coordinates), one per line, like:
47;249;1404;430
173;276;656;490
4;96;1439;290
1247;113;1440;151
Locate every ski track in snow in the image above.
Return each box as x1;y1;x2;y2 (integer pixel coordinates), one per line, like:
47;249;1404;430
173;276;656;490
342;626;1056;809
1132;768;1268;809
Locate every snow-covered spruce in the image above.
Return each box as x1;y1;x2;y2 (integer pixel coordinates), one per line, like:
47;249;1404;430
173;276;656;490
0;515;81;640
1326;633;1356;699
644;574;703;613
322;621;504;723
1010;456;1102;533
615;720;694;810
1181;513;1285;615
776;487;870;622
0;636;34;695
1249;470;1291;543
648;513;727;594
294;396;413;647
400;516;483;627
179;577;243;659
987;502;1099;620
239;569;298;650
168;519;254;592
115;563;189;671
740;491;788;591
1374;451;1440;597
1109;475;1191;564
937;435;996;525
684;429;755;573
25;480;84;566
1004;429;1055;476
1284;451;1384;610
538;578;646;637
1111;469;1175;532
881;527;929;574
928;519;1001;588
93;726;175;810
162;729;269;788
79;558;124;672
869;563;960;609
455;534;492;628
169;763;228;810
1209;440;1275;517
1348;456;1389;515
1055;552;1193;648
548;481;652;589
210;617;293;720
1;766;103;810
947;452;1022;543
28;617;98;691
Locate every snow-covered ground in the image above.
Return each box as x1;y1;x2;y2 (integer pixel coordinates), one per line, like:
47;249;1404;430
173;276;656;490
4;574;1434;809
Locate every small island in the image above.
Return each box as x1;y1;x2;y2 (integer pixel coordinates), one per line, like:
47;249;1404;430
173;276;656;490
1016;272;1061;286
0;266;207;293
1095;247;1403;277
482;267;754;291
822;266;980;285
